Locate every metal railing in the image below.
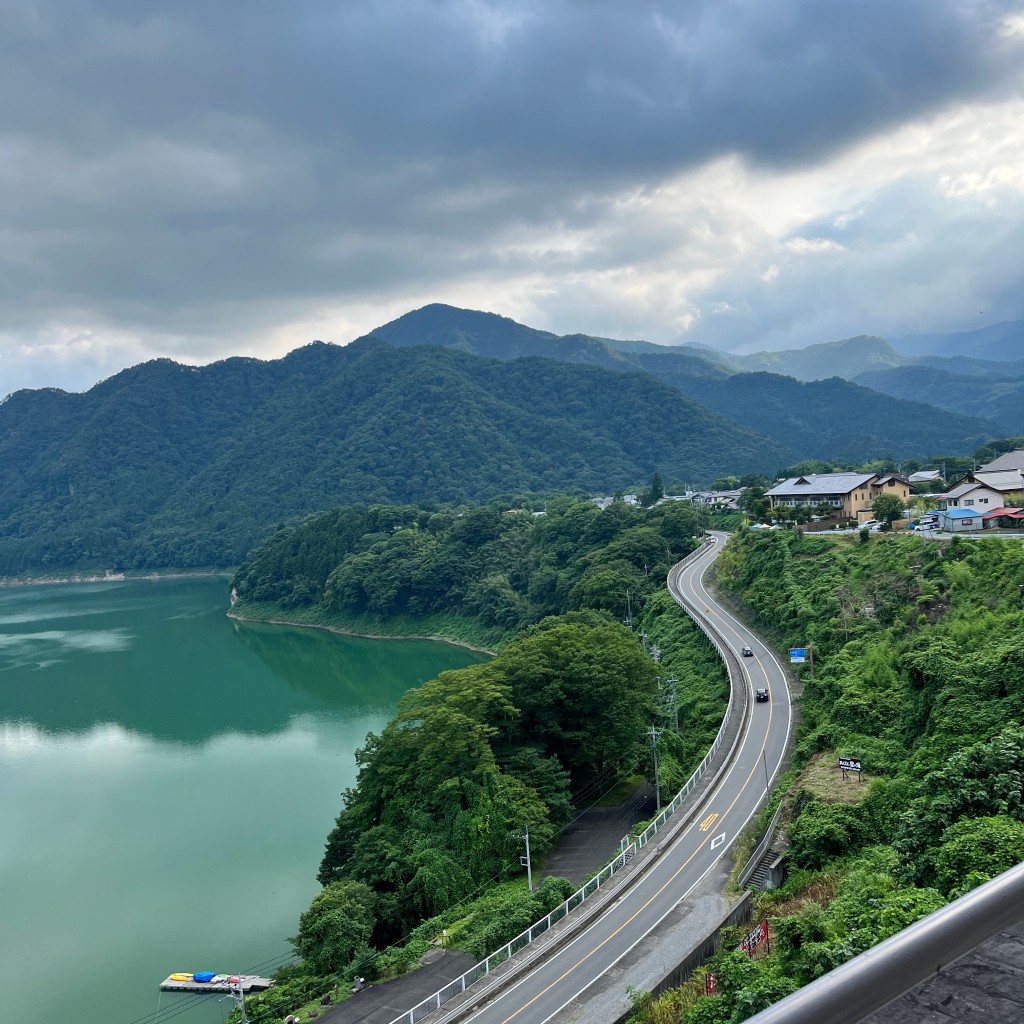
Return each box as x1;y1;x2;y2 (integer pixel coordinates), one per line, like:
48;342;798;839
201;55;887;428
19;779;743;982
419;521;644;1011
742;860;1024;1024
387;538;741;1024
390;844;634;1024
737;800;785;889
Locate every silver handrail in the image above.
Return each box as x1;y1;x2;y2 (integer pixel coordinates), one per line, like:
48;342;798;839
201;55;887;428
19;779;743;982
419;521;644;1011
741;860;1024;1024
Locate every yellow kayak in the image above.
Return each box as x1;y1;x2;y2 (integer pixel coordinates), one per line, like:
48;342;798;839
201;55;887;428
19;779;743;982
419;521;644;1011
170;974;193;982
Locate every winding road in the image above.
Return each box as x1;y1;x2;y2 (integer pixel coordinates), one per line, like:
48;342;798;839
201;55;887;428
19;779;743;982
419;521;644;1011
456;531;793;1024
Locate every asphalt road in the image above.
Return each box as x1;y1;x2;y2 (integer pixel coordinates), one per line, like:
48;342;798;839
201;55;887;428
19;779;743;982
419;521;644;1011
457;532;793;1024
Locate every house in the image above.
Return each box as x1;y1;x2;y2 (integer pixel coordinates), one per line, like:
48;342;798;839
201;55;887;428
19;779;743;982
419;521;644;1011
936;470;1024;511
936;508;984;532
908;470;942;484
690;489;743;509
977;449;1024;473
873;474;912;504
766;473;910;519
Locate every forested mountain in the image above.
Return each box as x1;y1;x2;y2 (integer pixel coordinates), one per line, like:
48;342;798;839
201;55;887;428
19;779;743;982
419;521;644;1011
736;335;905;380
371;305;995;460
664;372;993;463
3;301;1010;576
854;365;1024;433
0;338;779;574
894;318;1024;362
373;303;732;378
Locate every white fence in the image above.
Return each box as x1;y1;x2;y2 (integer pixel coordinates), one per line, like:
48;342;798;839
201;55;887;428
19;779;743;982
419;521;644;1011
388;537;739;1024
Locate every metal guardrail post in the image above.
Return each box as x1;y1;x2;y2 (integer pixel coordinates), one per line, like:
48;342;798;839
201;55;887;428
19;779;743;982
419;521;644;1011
741;860;1024;1024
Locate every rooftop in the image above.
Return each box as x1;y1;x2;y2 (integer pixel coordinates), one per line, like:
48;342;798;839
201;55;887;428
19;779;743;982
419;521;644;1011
767;473;874;498
940;507;985;519
978;448;1024;473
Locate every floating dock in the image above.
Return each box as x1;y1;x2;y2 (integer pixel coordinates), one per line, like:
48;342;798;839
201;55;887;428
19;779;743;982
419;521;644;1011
159;974;274;993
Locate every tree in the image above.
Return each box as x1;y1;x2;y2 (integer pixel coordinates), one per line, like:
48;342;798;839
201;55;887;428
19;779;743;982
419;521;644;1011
933;815;1024;897
872;493;905;527
292;880;376;975
641;471;665;507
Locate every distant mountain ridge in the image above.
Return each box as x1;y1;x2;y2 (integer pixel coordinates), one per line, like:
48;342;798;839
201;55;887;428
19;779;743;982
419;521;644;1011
1;303;1008;575
0;338;781;574
371;305;995;462
894;319;1024;362
854;365;1024;433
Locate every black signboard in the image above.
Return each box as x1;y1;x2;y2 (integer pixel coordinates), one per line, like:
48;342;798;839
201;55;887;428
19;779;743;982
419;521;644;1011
839;757;862;773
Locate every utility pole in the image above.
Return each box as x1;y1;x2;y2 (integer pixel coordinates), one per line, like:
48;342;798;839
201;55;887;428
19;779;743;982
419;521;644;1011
624;589;633;631
228;978;248;1024
649;725;662;812
520;829;533;893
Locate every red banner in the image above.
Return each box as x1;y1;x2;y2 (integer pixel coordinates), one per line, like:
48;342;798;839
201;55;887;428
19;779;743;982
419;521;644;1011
739;918;769;956
705;972;718;996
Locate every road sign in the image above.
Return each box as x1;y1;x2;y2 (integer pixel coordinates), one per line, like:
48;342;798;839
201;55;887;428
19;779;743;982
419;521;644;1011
789;648;806;663
839;757;862;773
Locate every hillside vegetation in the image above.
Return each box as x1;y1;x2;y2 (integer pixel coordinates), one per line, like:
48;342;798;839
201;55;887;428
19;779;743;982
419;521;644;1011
665;372;990;463
371;305;995;462
230;497;732;1021
855;364;1024;433
0;339;778;575
630;529;1024;1023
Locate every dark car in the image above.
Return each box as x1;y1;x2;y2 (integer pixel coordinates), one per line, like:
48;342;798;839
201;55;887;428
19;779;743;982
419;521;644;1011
741;645;754;657
755;687;770;703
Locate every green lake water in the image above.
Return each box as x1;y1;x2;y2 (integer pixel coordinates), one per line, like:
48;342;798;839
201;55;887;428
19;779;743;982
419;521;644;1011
0;578;486;1024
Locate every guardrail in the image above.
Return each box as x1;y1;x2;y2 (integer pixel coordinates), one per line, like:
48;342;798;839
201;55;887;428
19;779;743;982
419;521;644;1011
387;536;740;1024
737;800;784;889
621;538;740;854
742;860;1024;1024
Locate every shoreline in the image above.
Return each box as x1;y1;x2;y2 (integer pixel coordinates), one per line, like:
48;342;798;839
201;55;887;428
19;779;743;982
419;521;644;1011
226;609;497;656
0;570;234;589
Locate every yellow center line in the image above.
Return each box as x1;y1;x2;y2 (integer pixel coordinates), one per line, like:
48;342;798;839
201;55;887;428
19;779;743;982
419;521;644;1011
494;618;776;1023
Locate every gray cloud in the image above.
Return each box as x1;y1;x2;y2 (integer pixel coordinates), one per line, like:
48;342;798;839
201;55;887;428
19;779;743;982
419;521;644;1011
0;0;1022;393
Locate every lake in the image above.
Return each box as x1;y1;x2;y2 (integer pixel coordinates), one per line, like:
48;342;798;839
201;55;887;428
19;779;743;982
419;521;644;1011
0;578;486;1024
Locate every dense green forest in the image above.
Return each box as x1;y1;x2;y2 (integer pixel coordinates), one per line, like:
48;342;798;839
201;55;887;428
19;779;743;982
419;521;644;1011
629;529;1024;1024
2;301;1008;578
855;364;1024;433
664;372;991;464
374;305;996;463
229;497;733;1022
0;338;778;575
231;496;716;646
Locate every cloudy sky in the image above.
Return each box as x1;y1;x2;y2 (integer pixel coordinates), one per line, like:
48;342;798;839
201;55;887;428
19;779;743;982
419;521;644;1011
2;0;1023;395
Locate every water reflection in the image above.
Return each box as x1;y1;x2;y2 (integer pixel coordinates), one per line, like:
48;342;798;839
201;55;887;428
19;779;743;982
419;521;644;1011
0;579;486;746
0;579;488;1024
230;618;483;706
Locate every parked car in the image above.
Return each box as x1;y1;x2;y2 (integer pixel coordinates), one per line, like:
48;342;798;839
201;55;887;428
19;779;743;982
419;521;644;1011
861;520;879;529
755;687;770;703
741;645;754;657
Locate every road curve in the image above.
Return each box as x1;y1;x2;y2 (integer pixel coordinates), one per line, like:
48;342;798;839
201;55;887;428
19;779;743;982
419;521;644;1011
457;531;793;1024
